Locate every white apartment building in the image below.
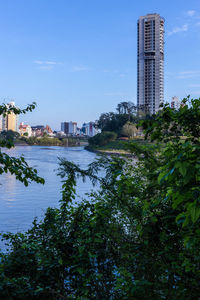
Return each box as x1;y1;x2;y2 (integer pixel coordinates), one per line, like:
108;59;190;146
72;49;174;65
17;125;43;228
137;13;164;114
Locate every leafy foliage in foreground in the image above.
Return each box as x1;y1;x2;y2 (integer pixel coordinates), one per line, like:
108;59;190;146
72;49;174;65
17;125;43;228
0;103;44;186
0;98;200;299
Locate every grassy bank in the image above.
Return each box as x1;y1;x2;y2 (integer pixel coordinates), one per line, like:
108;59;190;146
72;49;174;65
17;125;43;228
14;137;88;147
85;137;150;155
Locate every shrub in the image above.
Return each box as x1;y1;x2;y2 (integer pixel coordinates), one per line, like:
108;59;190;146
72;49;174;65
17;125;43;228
88;131;117;147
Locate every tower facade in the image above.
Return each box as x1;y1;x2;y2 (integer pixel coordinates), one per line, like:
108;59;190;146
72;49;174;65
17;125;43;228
2;102;18;132
137;13;164;114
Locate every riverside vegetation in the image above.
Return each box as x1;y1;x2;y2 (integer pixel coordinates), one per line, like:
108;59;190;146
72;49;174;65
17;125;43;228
0;97;200;299
0;130;86;147
86;101;150;153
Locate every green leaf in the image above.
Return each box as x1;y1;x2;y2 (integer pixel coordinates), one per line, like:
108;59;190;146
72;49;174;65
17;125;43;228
179;164;187;177
158;171;167;184
190;205;200;223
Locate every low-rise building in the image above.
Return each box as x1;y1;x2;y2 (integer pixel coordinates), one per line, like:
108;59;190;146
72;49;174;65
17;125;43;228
31;125;54;137
19;122;32;137
44;125;53;134
56;131;66;137
31;125;45;137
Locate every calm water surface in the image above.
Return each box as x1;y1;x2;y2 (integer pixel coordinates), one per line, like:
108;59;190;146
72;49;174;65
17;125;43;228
0;146;97;235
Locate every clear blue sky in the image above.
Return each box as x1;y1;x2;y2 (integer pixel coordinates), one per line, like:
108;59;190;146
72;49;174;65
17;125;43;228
0;0;200;130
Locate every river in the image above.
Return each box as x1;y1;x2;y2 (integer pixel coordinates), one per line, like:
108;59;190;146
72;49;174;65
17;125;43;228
0;146;97;235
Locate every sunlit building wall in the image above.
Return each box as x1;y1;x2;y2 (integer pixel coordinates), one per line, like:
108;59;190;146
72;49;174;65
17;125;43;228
2;102;18;132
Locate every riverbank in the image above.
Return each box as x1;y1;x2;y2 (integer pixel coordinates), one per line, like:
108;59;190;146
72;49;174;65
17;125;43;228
85;146;132;156
14;136;88;147
85;138;151;156
85;140;131;156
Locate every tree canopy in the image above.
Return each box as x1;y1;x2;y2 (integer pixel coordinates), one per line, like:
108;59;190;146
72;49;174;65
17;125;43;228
97;101;139;134
96;101;150;136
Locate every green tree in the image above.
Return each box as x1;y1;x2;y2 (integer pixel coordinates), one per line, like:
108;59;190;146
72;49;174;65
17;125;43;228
116;101;137;121
88;131;117;147
0;130;20;140
97;102;149;136
121;121;138;138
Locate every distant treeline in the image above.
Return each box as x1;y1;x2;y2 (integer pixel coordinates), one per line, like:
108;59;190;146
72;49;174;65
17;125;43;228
0;130;87;147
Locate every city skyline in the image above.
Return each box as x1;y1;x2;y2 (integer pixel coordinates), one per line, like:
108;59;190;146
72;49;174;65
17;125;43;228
0;0;200;129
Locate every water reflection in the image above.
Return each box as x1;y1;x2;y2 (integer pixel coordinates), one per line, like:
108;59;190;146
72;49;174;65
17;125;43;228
0;146;97;234
4;173;16;207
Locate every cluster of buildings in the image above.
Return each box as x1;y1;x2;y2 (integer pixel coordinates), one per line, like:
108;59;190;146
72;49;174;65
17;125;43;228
0;102;54;137
19;123;53;137
0;102;97;138
59;121;97;137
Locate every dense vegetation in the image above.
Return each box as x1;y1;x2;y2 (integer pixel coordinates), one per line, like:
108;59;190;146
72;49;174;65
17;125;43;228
0;130;84;147
87;131;117;147
0;98;200;299
0;130;20;141
88;101;147;149
24;136;85;146
96;101;146;133
21;136;63;146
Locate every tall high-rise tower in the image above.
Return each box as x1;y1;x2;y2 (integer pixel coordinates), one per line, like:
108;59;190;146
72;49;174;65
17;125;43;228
137;13;164;114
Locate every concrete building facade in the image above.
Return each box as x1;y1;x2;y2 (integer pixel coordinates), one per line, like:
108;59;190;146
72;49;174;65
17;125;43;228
137;13;164;114
19;122;32;137
61;121;77;135
2;102;18;132
81;122;97;137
